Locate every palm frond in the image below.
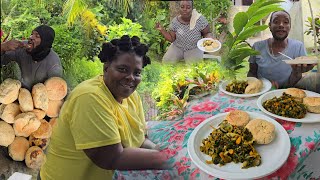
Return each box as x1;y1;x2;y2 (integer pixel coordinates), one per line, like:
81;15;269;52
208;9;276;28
63;0;87;25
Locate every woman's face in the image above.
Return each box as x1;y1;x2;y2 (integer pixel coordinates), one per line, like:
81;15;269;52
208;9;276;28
27;31;41;52
269;11;291;41
179;1;192;19
104;53;143;103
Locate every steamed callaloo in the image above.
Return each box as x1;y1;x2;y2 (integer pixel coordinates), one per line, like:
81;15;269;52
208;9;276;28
200;120;261;169
263;92;307;119
226;81;248;94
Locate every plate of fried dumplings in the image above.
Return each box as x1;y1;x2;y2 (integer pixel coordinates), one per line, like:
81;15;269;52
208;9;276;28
188;110;290;180
219;77;272;98
257;88;320;123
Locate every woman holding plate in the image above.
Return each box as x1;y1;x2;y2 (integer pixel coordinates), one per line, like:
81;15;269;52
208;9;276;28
155;0;213;63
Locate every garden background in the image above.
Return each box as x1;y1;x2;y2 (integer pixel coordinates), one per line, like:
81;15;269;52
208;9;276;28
1;0;319;120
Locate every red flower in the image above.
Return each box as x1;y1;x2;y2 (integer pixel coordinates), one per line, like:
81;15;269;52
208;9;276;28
192;101;219;112
276;119;296;132
223;107;236;112
305;141;315;151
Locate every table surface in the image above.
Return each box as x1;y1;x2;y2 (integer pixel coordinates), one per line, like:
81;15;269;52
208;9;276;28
114;91;320;180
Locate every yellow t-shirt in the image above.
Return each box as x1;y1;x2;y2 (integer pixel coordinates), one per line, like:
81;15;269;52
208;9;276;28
40;75;146;180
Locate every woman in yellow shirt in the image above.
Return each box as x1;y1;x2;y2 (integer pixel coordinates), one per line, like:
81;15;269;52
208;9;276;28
40;35;169;180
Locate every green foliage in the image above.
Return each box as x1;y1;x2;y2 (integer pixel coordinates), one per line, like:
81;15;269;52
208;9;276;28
221;0;283;79
63;57;103;89
137;61;163;94
137;2;170;59
107;17;149;42
194;0;231;36
152;61;223;117
0;62;21;83
305;14;320;49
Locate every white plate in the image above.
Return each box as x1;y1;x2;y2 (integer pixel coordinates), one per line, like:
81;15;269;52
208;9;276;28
283;59;318;65
188;112;290;180
219;78;272;98
257;89;320;123
197;38;221;52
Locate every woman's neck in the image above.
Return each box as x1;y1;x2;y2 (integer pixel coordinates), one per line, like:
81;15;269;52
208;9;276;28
179;15;191;24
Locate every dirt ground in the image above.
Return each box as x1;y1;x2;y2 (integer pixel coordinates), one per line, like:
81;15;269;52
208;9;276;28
0;147;38;180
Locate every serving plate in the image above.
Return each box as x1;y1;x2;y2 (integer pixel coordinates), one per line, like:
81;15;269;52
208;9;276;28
188;112;290;180
197;38;221;52
219;78;272;98
257;89;320;123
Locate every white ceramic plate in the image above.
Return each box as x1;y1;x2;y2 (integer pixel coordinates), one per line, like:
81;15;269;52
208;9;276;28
197;38;221;52
257;89;320;123
219;78;272;98
188;112;290;180
283;59;318;65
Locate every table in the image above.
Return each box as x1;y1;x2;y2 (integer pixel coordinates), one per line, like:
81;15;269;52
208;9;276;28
114;91;320;180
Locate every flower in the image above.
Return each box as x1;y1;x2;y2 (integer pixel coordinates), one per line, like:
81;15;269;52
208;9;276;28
223;107;236;112
305;141;315;151
191;101;219;112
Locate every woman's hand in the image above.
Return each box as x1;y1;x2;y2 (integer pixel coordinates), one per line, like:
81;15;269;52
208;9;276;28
141;138;160;150
155;22;163;31
291;64;316;74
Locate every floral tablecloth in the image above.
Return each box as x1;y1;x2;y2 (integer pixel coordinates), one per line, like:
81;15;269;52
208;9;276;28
114;91;320;180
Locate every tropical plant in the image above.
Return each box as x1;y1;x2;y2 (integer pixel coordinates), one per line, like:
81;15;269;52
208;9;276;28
221;0;283;79
107;18;149;42
152;61;222;120
305;13;320;53
194;0;231;37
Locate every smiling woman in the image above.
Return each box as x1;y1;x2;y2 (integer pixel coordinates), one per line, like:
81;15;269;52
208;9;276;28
39;35;170;180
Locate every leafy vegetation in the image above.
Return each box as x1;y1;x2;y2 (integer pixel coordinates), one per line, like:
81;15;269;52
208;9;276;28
221;0;283;79
305;13;320;53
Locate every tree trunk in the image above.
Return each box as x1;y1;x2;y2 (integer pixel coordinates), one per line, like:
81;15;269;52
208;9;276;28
169;1;180;21
307;0;319;73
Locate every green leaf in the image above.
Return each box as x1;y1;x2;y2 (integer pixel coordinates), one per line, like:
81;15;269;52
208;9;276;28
233;12;248;36
246;0;267;18
260;0;284;7
237;25;268;42
245;5;283;29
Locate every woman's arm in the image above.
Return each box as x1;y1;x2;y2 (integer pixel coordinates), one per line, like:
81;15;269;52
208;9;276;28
140;138;159;150
201;25;213;38
247;63;258;77
287;64;316;87
83;143;168;170
155;22;176;42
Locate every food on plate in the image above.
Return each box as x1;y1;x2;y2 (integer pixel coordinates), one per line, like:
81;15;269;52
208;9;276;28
226;110;250;127
262;92;307;119
8;137;30;161
44;77;68;100
303;97;320;114
18;88;34;112
284;88;306;102
245;119;275;144
32;83;49;111
284;56;318;65
203;39;220;51
0;78;21;104
226;80;248;94
29;134;50;150
25;146;46;169
0;102;21;124
245;77;263;94
13;112;41;137
200;119;261;169
0;121;15;147
47;99;64;118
